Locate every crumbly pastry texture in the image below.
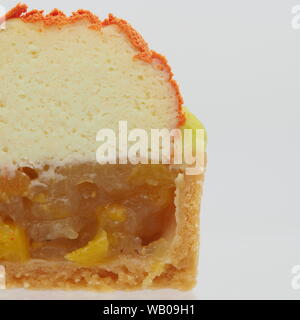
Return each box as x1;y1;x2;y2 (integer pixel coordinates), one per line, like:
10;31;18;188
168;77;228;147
0;4;205;291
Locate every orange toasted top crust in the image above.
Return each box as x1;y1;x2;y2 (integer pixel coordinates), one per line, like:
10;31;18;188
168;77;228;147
2;3;185;126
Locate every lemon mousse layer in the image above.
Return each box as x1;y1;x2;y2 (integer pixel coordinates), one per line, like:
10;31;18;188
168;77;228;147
0;11;182;166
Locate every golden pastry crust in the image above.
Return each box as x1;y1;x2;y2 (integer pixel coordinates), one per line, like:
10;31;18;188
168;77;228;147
2;173;203;291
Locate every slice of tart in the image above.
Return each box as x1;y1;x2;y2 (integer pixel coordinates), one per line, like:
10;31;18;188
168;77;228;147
0;4;206;290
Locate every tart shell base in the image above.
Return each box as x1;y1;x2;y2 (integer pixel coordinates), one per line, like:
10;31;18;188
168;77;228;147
2;174;203;291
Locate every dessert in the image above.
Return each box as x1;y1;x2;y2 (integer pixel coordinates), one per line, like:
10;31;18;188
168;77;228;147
0;4;206;290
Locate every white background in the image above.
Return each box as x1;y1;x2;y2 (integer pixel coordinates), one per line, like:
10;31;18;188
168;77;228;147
0;0;300;300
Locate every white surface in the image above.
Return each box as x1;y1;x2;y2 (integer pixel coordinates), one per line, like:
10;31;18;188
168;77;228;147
0;0;300;300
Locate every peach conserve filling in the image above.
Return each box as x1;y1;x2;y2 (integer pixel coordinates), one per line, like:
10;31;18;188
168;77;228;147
0;164;177;265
